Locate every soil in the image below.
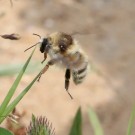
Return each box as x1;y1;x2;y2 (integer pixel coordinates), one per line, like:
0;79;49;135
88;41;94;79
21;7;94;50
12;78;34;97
0;0;135;135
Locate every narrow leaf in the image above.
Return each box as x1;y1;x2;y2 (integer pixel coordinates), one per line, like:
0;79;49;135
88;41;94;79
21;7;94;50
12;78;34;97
0;72;40;123
127;105;135;135
0;62;41;76
69;107;82;135
88;107;104;135
0;47;36;119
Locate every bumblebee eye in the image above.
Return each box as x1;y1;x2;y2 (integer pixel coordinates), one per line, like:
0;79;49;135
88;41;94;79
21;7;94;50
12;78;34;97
59;43;66;52
60;45;64;49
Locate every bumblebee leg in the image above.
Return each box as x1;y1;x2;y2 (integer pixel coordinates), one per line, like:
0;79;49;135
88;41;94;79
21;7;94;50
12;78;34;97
65;69;71;91
65;69;73;99
41;52;47;64
37;60;54;82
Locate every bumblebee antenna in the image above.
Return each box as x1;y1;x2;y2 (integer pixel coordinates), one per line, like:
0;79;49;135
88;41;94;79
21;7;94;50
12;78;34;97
24;33;42;52
24;42;39;52
33;33;42;39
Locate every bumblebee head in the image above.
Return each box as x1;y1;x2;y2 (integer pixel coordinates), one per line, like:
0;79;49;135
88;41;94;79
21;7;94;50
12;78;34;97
24;33;50;53
24;32;73;53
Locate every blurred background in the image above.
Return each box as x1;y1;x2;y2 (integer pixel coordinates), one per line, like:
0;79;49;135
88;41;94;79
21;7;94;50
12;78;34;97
0;0;135;135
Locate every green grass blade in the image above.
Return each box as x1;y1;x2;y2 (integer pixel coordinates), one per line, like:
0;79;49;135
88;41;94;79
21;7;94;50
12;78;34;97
0;48;36;117
0;62;41;76
0;127;13;135
69;107;82;135
0;72;40;123
88;107;104;135
127;105;135;135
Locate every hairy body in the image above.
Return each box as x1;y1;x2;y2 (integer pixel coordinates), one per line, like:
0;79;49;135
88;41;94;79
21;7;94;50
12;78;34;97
47;32;89;84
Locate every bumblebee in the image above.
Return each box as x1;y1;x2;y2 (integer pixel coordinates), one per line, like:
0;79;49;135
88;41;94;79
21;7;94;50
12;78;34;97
25;32;89;99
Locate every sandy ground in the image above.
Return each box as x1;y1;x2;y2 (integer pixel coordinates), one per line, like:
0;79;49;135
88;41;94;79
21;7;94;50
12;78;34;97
0;0;135;135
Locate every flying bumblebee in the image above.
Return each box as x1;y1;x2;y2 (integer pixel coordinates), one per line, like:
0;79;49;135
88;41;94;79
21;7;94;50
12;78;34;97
25;32;89;99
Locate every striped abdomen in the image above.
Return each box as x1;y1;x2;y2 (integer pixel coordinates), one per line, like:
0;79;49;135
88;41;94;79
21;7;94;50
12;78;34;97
72;63;88;84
